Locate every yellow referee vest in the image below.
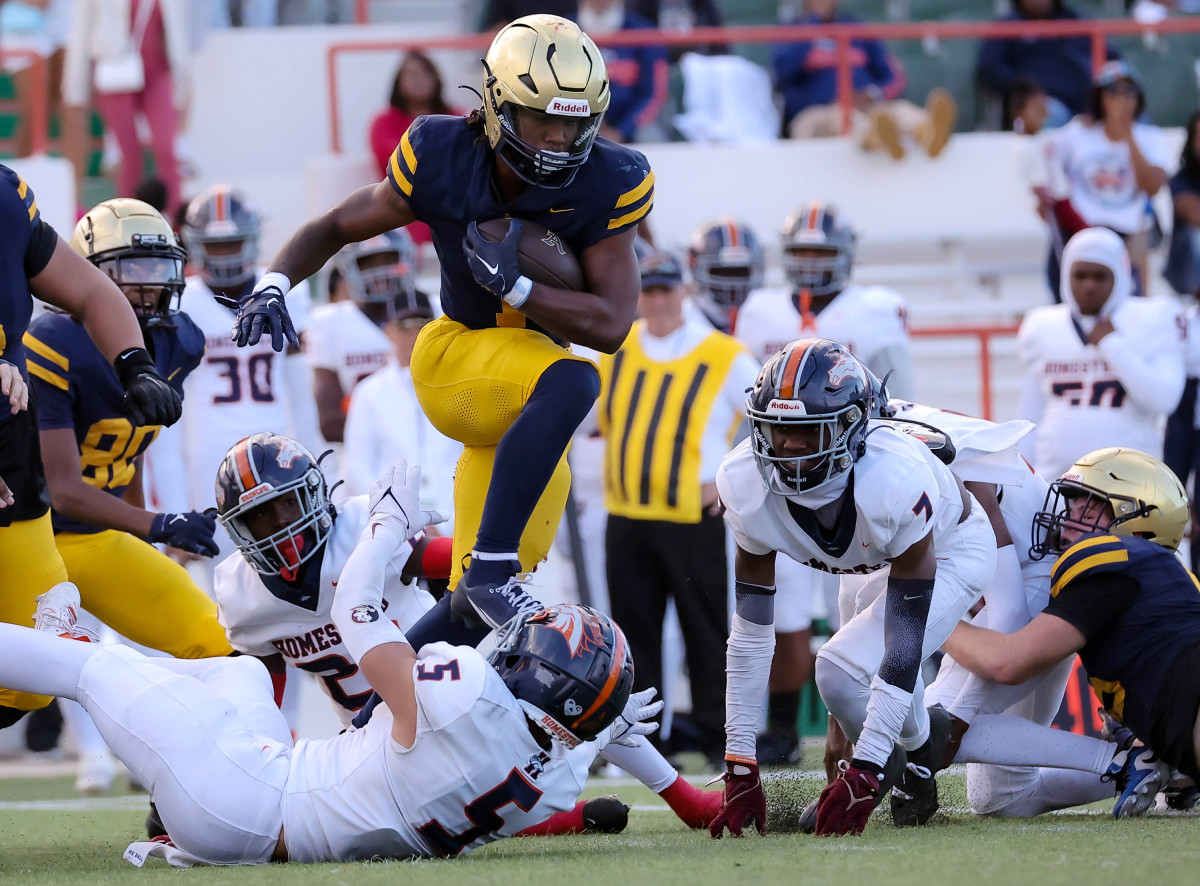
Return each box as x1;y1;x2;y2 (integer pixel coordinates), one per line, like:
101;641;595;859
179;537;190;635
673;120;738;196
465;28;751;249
599;321;745;524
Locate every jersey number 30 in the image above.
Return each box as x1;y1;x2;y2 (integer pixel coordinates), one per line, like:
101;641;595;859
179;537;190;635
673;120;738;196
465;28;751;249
417;769;543;857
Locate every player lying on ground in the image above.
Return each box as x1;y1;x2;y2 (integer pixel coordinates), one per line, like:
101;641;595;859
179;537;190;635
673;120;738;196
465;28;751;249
944;447;1195;818
0;461;662;866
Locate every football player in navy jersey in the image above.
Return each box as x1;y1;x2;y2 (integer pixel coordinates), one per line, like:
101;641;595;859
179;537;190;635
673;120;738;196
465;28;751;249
25;199;233;661
225;14;651;632
0;166;183;730
945;448;1199;817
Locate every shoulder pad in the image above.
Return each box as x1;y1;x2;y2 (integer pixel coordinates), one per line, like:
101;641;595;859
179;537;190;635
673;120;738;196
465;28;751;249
1050;535;1131;598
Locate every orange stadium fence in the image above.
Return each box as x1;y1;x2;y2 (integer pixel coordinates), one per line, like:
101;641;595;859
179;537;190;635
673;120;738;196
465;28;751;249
330;16;1200;152
909;323;1021;422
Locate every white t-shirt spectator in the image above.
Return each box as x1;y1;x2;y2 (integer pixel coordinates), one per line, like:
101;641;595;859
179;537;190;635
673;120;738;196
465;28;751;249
1049;117;1169;234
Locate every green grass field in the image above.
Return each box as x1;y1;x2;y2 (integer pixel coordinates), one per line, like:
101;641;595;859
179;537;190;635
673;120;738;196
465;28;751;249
3;770;1200;886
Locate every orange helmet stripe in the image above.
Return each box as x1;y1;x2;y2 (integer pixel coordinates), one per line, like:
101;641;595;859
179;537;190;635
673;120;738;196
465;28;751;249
233;437;257;491
214;186;229;222
571;623;628;729
725;218;739;247
779;340;811;400
805;201;823;233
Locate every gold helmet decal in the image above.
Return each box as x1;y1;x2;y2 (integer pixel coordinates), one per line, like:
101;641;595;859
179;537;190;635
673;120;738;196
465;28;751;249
1031;447;1189;557
481;15;610;188
71;198;186;325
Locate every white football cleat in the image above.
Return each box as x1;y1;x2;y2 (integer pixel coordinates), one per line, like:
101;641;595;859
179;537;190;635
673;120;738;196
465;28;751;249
33;583;98;642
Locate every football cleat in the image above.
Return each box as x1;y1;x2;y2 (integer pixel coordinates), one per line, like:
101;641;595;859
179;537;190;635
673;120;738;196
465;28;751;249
890;704;952;827
755;728;801;767
1108;746;1171;819
452;565;542;630
797;797;819;835
34;583;98;642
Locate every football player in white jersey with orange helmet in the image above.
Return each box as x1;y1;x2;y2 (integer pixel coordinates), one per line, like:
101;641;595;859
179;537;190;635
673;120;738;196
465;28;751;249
708;338;997;839
306;230;417;449
735;202;914;398
1017;226;1185;482
0;461;660;867
148;185;318;577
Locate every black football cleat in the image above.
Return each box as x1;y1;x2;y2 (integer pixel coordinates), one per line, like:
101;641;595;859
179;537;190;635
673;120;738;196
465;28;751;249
583;795;630;833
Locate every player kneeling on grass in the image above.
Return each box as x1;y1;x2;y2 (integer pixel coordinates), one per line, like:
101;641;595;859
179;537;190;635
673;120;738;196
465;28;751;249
944;448;1194;818
0;461;661;866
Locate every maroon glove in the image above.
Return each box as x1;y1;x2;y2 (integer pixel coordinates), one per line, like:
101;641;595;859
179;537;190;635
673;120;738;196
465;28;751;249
814;761;881;836
707;760;766;838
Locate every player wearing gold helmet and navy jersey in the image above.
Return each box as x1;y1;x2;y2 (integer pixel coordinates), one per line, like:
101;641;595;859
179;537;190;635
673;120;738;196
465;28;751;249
222;14;651;630
24;198;232;660
945;448;1200;817
0;168;184;729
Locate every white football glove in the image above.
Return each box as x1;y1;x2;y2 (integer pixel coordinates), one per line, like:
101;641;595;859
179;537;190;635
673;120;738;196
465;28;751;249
606;687;664;748
368;460;445;540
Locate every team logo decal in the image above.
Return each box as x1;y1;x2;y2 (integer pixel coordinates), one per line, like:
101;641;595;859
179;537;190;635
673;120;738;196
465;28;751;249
826;352;860;387
563;699;583;716
350;605;380;624
275;439;306;469
542;232;566;255
545;607;604;658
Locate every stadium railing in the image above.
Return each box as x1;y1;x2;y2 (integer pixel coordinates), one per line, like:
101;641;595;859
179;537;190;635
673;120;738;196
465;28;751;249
327;16;1200;152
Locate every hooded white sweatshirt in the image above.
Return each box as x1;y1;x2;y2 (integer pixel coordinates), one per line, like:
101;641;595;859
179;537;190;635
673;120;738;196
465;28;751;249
1016;227;1185;480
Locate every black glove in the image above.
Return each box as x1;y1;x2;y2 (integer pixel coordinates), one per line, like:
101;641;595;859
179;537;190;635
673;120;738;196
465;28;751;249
463;220;523;298
149;510;220;557
213;283;299;352
114;348;183;427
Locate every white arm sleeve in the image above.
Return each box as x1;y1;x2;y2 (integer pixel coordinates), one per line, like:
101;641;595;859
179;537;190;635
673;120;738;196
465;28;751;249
724;613;776;761
332;521;415;663
1098;313;1186;415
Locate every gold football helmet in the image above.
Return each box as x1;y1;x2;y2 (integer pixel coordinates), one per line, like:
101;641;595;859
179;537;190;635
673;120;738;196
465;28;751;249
1031;447;1189;558
71;198;186;327
481;14;610;188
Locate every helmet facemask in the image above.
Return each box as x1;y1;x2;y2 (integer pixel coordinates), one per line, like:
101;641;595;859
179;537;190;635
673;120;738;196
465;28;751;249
94;246;185;329
782;245;852;297
693;249;763;310
748;401;866;495
218;471;333;580
186;230;260;289
489;81;604;189
340;246;416;326
1031;480;1152;560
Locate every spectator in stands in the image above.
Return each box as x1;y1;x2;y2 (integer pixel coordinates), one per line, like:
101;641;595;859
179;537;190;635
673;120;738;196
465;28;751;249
368;52;462;248
977;0;1119;131
63;0;190;216
578;0;669;142
772;0;956;160
1044;62;1168;297
629;0;728;62
1165;112;1200;296
600;251;758;767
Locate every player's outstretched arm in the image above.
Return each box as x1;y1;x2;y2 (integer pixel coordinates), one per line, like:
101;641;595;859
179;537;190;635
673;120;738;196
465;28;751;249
30;239;182;427
944;615;1084;686
333;460;445;747
230;180;417;351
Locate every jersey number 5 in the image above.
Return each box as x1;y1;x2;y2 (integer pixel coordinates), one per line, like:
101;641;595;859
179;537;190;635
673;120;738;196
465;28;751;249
417;768;543;857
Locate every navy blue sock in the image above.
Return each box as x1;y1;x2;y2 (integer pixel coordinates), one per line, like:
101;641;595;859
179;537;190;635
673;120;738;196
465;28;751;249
350;594;490;728
472;358;600;560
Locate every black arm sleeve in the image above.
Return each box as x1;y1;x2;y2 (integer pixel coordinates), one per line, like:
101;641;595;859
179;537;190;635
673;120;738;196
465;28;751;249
1043;572;1140;640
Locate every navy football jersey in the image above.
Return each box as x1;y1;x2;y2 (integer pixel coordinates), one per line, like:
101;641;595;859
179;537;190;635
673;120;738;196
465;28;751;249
0;164;58;422
24;311;204;534
385;114;654;335
1044;534;1200;750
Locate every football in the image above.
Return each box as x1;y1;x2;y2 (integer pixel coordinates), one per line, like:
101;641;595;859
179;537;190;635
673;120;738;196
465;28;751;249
476;218;584;292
